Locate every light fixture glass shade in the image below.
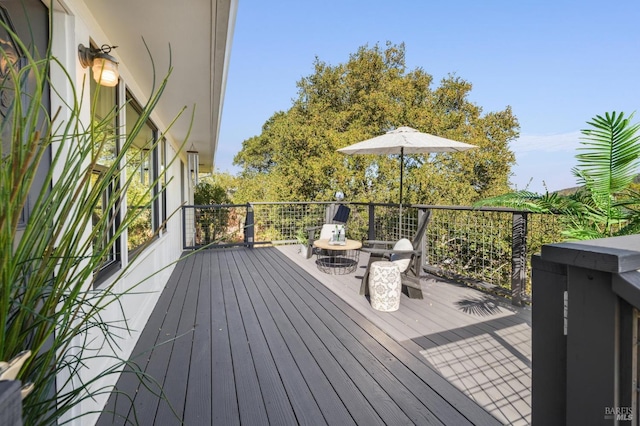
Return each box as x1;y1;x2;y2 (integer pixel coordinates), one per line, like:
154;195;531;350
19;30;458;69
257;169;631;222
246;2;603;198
92;57;119;87
187;151;200;185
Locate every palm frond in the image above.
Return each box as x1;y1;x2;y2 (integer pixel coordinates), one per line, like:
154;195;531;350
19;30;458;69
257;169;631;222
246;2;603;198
614;212;640;236
473;191;550;212
562;226;605;241
576;111;640;196
477;111;640;241
473;190;591;217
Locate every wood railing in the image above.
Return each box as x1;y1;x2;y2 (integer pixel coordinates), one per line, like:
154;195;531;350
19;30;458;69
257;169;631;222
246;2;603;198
532;235;640;424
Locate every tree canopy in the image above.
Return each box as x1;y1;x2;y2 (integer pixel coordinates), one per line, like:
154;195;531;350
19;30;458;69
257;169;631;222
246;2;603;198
233;42;519;205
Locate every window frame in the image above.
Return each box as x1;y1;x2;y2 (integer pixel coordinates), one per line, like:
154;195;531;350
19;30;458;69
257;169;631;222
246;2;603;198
125;91;161;257
160;137;168;232
91;164;122;285
90;69;121;286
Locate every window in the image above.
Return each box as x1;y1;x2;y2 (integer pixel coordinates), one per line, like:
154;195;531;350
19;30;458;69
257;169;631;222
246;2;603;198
160;138;167;231
125;93;159;254
88;49;169;276
90;75;120;281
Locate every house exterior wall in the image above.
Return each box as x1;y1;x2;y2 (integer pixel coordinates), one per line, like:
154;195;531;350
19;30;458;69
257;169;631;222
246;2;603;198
44;1;197;424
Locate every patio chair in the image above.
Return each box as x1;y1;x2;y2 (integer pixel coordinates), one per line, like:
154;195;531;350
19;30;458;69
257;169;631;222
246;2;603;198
306;204;351;258
359;210;432;299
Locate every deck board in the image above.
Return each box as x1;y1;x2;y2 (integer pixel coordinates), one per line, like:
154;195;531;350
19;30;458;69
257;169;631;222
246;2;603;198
265;247;499;425
97;254;192;426
221;250;271;425
245;249;413;425
226;250;305;425
236;249;357;425
154;252;202;425
239;247;381;425
136;253;194;425
183;250;212;426
99;246;530;425
277;244;531;426
208;251;240;425
256;250;434;424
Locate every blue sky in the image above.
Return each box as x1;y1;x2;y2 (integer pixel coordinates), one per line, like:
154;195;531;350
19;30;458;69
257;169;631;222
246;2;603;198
217;0;640;193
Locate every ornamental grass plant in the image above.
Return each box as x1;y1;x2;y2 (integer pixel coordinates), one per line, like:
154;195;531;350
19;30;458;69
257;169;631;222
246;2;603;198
0;18;187;424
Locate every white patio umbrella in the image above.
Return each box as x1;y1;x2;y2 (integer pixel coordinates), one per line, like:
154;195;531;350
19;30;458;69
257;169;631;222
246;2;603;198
337;126;476;227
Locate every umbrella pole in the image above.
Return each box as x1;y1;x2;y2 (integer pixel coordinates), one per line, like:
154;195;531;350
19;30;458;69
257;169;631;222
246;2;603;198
399;147;404;235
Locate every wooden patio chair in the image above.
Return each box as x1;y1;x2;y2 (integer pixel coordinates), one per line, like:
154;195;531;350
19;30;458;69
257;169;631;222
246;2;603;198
306;204;351;258
359;210;432;299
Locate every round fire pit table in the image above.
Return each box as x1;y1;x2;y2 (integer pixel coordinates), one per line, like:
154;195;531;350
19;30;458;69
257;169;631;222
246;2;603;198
312;239;362;275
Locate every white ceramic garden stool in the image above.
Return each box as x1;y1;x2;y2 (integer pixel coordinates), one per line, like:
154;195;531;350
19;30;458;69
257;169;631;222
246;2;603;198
369;261;402;312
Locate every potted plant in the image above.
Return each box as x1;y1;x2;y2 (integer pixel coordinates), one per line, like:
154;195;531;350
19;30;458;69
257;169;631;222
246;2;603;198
296;228;310;257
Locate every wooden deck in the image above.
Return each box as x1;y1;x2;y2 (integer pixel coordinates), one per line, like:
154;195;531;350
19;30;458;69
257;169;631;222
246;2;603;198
97;246;531;425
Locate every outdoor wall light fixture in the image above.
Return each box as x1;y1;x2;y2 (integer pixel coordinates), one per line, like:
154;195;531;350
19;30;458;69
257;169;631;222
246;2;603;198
187;149;200;186
78;44;119;87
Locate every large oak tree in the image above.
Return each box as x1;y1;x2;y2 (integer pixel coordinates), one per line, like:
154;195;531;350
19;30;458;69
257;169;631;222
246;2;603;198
234;42;519;205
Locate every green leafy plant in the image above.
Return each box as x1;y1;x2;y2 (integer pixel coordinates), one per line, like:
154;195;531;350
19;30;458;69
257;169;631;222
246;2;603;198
193;181;231;245
295;227;308;245
0;20;188;424
476;111;640;240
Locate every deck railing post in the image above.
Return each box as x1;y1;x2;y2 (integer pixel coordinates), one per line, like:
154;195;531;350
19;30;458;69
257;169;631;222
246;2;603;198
182;205;195;250
182;205;186;249
244;203;254;248
417;208;427;275
511;211;527;306
531;254;567;424
532;236;640;424
368;203;376;240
